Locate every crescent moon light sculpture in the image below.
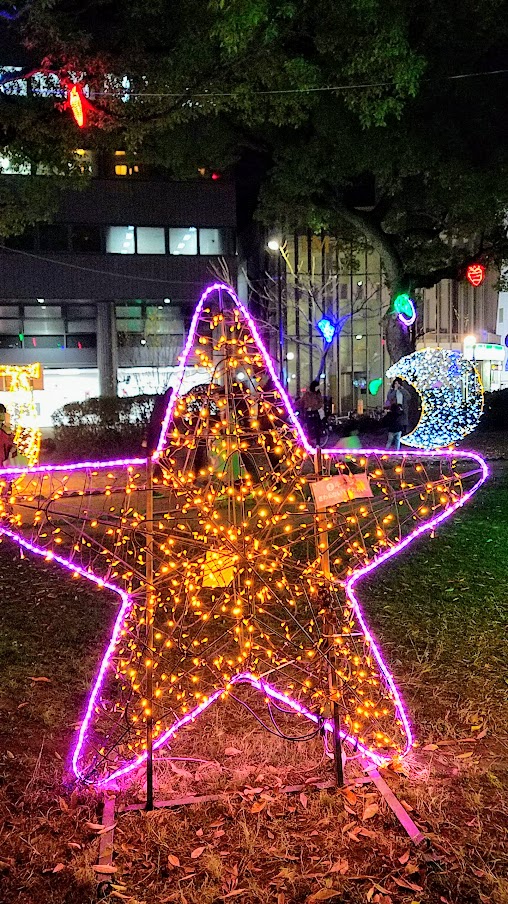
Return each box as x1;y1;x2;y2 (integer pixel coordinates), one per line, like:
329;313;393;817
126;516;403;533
386;347;484;449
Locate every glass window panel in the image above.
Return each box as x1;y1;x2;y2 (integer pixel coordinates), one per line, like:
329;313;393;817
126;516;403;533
25;335;65;349
31;72;62;97
67;320;96;333
136;227;165;254
117;320;143;333
0;154;30;175
0;68;27;96
24;305;62;318
115;305;142;318
66;304;96;318
71;225;102;253
24;319;65;335
66;334;97;348
106;225;135;254
199;228;235;255
0;306;20;317
0;319;20;332
169;227;197;255
39;225;70;252
0;335;22;348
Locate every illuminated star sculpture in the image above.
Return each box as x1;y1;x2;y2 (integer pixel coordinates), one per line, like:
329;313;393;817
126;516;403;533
0;285;487;790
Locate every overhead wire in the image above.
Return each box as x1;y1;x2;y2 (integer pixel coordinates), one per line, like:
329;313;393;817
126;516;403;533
92;67;508;99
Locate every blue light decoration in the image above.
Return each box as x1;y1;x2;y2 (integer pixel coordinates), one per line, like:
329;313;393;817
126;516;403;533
317;317;336;344
386;348;483;449
393;293;417;327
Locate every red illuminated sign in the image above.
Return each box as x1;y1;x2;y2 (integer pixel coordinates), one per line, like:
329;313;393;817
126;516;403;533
465;263;486;287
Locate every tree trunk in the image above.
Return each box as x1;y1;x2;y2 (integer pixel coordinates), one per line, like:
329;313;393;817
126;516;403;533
383;310;414;362
336;202;416;362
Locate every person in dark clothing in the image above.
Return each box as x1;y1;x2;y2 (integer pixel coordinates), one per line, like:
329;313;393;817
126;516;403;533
385;403;405;451
300;380;323;447
145;386;174;455
385;379;410;434
0;403;16;466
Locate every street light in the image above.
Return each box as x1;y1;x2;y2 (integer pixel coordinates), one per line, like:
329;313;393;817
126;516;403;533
268;238;284;385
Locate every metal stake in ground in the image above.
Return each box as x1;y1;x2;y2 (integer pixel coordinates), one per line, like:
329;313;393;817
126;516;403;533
145;457;155;811
313;446;344;787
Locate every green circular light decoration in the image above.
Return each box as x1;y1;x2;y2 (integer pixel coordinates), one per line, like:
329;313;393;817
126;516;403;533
368;378;383;396
393;293;417;327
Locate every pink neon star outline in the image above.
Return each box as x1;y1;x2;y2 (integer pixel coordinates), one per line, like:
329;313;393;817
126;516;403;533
0;283;488;787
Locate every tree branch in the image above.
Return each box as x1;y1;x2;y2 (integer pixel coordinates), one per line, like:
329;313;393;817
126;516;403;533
333;198;404;290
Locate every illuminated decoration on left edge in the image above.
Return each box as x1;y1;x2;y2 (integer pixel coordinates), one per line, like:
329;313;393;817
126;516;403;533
0;285;487;788
0;363;41;466
393;293;417;327
387;348;483;449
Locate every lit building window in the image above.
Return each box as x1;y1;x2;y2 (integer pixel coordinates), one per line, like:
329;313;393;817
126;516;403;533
115;165;128;176
0;154;31;175
0;67;27;96
199;228;235;255
106;226;135;254
136;227;165;254
169;227;197;255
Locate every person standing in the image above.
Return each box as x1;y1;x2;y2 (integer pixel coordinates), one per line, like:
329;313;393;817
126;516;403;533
300;380;323;447
0;404;17;466
385;403;404;451
385;379;410;434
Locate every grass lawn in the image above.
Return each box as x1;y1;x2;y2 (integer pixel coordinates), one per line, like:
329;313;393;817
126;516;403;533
0;465;507;904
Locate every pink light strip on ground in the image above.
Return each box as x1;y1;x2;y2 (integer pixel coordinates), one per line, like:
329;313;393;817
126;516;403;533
0;524;132;778
0;457;146;478
98;671;388;788
0;282;489;787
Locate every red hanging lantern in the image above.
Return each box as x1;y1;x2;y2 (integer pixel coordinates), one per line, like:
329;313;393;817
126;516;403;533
465;263;486;287
67;83;87;128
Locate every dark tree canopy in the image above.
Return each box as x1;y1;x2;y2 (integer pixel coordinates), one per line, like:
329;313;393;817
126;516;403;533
2;0;508;357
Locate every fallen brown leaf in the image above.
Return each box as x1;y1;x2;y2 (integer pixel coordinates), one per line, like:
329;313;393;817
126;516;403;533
190;846;205;859
393;876;423;892
308;890;342;902
224;747;242;756
92;864;118;874
330;858;348;875
170;762;193;779
168;854;181;868
300;792;308;809
363;803;379;820
251;801;266;814
343;788;357;805
52;863;65;873
398;850;410;864
28;676;51;682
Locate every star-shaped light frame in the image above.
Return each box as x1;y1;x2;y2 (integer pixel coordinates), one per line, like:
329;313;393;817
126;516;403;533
0;284;488;788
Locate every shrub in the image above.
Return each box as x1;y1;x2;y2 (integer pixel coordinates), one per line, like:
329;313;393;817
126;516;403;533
478;388;508;432
52;394;156;461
